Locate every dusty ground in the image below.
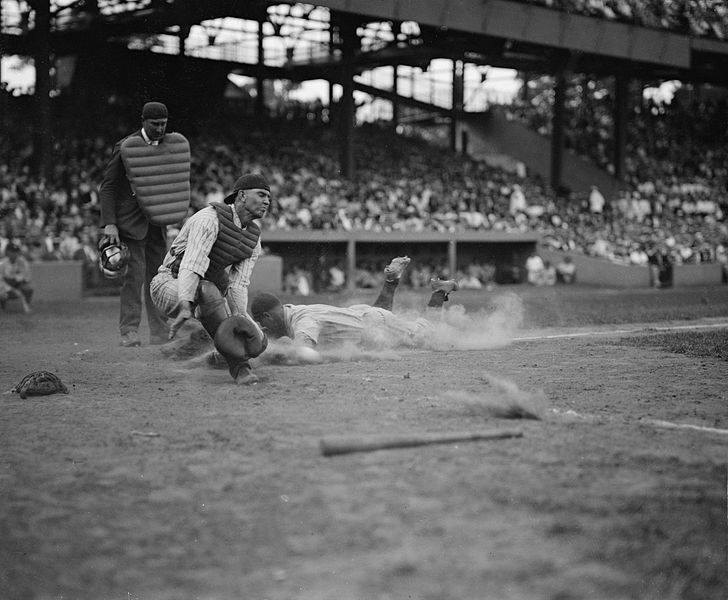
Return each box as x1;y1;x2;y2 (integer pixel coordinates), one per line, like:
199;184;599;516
1;286;726;600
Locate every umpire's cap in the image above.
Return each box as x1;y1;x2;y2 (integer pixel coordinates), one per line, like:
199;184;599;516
142;101;168;119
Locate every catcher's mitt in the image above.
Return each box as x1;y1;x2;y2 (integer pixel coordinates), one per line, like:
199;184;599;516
214;315;268;362
12;371;69;399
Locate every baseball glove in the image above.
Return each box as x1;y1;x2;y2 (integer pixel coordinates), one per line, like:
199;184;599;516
214;315;268;362
12;371;69;399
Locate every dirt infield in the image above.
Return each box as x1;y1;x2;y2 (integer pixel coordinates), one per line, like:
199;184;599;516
1;286;727;600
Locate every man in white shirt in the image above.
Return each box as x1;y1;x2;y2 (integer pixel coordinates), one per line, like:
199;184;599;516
588;185;606;214
525;251;545;285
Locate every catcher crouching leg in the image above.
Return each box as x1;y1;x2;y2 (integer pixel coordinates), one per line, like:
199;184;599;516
213;315;268;386
196;281;266;385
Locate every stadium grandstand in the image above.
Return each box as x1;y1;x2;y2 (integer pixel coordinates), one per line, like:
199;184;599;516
1;0;727;298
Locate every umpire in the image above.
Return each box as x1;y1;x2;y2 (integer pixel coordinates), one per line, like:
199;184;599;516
99;101;191;348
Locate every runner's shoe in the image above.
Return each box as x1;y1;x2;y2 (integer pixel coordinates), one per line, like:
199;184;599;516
430;278;459;296
384;256;411;281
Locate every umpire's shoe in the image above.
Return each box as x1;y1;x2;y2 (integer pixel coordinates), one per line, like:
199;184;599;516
120;330;142;347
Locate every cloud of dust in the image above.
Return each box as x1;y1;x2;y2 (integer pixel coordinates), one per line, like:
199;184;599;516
320;344;402;363
407;290;525;351
439;373;547;420
255;291;524;365
256;339;402;365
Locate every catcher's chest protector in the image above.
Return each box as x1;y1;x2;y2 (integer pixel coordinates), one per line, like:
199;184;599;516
120;132;191;226
209;203;261;269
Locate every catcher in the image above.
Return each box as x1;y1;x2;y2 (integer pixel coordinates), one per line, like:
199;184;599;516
250;256;458;364
150;173;271;385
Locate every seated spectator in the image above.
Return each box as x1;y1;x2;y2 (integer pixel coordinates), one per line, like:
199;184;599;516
328;261;346;291
293;266;312;296
354;262;381;288
503;263;523;284
588;185;606;215
647;244;673;289
283;268;298;295
0;243;33;313
458;269;483;290
73;231;102;290
716;244;728;284
525;251;545;285
628;244;649;266
509;183;527;216
481;260;497;290
458;260;490;290
540;260;557;286
555;255;577;283
58;230;82;260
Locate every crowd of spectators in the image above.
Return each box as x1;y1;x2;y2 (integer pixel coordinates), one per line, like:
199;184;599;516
503;77;727;273
505;78;728;188
1;85;726;292
517;0;728;40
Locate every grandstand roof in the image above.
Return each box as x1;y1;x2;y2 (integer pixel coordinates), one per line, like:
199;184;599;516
2;0;728;86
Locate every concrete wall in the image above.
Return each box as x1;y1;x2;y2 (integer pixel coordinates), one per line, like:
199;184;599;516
249;254;283;294
28;255;282;303
541;249;723;287
540;249;649;286
673;262;724;286
31;261;84;302
24;249;722;304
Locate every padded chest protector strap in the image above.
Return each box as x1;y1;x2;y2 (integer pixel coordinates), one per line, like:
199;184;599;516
168;204;261;293
208;203;261;272
120;132;191;226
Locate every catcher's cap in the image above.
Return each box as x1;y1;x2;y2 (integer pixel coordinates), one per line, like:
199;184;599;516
98;238;130;280
224;172;270;204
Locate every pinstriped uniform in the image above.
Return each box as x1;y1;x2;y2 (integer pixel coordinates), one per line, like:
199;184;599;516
150;205;261;317
283;303;432;348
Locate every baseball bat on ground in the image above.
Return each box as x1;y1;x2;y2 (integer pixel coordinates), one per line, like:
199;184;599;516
320;428;523;456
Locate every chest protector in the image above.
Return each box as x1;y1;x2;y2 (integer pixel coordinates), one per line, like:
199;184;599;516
207;203;261;274
120;132;191;226
169;204;261;292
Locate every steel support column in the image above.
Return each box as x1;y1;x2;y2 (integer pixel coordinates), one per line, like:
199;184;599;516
336;13;357;179
550;71;566;192
256;20;265;119
451;59;464;152
33;0;52;179
613;75;629;183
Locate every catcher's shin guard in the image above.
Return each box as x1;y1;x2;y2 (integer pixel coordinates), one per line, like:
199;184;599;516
196;280;229;338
